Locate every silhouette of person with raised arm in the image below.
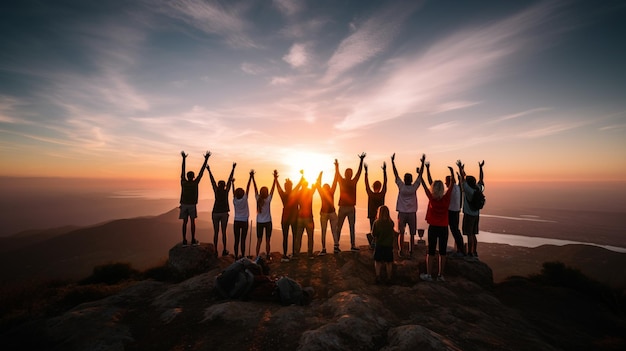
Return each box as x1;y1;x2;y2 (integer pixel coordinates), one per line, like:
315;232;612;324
275;173;301;262
335;152;366;252
419;165;455;282
426;162;464;257
252;170;277;258
179;150;210;247
315;171;338;256
208;160;236;257
365;162;388;231
391;153;425;257
231;170;253;259
294;171;319;259
457;160;485;260
372;205;396;285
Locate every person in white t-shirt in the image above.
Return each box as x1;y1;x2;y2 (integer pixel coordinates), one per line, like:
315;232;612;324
391;153;425;257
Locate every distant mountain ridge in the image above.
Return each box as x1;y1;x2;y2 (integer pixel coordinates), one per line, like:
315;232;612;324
1;209;625;289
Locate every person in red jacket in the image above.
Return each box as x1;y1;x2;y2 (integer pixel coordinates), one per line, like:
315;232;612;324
419;165;455;282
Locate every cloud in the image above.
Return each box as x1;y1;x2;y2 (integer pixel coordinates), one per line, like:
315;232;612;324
491;108;552;123
334;0;565;131
429;121;458;131
283;43;309;68
273;0;303;17
517;123;578;138
162;0;255;48
240;62;265;75
321;1;422;83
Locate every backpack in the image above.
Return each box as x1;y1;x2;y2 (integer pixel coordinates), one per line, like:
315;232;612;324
214;258;257;299
275;276;307;305
468;188;485;211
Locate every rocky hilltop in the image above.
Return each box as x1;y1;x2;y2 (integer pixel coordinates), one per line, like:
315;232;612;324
3;242;625;351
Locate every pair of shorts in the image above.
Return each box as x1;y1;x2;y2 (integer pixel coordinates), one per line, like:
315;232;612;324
462;214;479;235
179;204;197;219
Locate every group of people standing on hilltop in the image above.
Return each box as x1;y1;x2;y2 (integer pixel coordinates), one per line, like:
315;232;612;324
178;150;485;282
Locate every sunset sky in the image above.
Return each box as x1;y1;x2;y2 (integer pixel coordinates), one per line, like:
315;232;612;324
1;0;625;184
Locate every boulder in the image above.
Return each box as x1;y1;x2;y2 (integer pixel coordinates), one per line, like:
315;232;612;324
167;242;216;276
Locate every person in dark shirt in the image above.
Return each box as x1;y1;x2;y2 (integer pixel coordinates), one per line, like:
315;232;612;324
372;205;396;284
334;152;366;252
365;162;388;231
208;161;236;257
179;150;210;246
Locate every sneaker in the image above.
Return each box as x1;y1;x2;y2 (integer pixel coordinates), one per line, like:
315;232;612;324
318;248;327;256
350;246;360;252
334;246;341;253
280;256;290;262
182;239;188;247
420;273;433;282
191;239;199;246
437;275;446;282
222;250;229;256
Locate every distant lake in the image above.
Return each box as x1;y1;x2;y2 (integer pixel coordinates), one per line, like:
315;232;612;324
477;231;626;254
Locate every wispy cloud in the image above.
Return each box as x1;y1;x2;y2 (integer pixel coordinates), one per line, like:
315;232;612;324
491;108;552;123
163;0;255;48
517;123;578;138
321;1;422;83
334;1;565;131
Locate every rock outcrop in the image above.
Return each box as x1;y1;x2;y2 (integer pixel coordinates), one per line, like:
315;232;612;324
5;243;624;351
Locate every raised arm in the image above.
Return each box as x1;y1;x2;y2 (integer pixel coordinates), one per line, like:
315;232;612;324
180;151;187;181
245;170;253;195
207;162;217;190
391;153;400;181
269;170;278;196
456;160;466;184
414;154;426;187
224;162;236;191
382;162;388;193
364;163;372;194
315;171;323;191
425;161;433;185
478;160;485;187
334;158;342;181
353;152;366;180
251;170;258;196
420;175;432;198
330;171;338;194
195;151;211;181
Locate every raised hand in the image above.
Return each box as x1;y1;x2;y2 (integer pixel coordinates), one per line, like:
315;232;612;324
232;162;237;168
391;153;395;162
479;160;485;167
420;154;426;163
181;151;188;158
364;163;369;172
358;152;366;160
425;161;430;168
273;169;278;178
204;151;211;159
382;162;386;170
250;169;255;176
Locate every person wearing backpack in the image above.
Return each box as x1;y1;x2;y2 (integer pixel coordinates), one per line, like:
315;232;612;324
456;160;485;261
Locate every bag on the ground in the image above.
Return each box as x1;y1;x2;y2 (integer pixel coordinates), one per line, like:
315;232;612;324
468;188;485;211
276;276;310;306
214;258;257;299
